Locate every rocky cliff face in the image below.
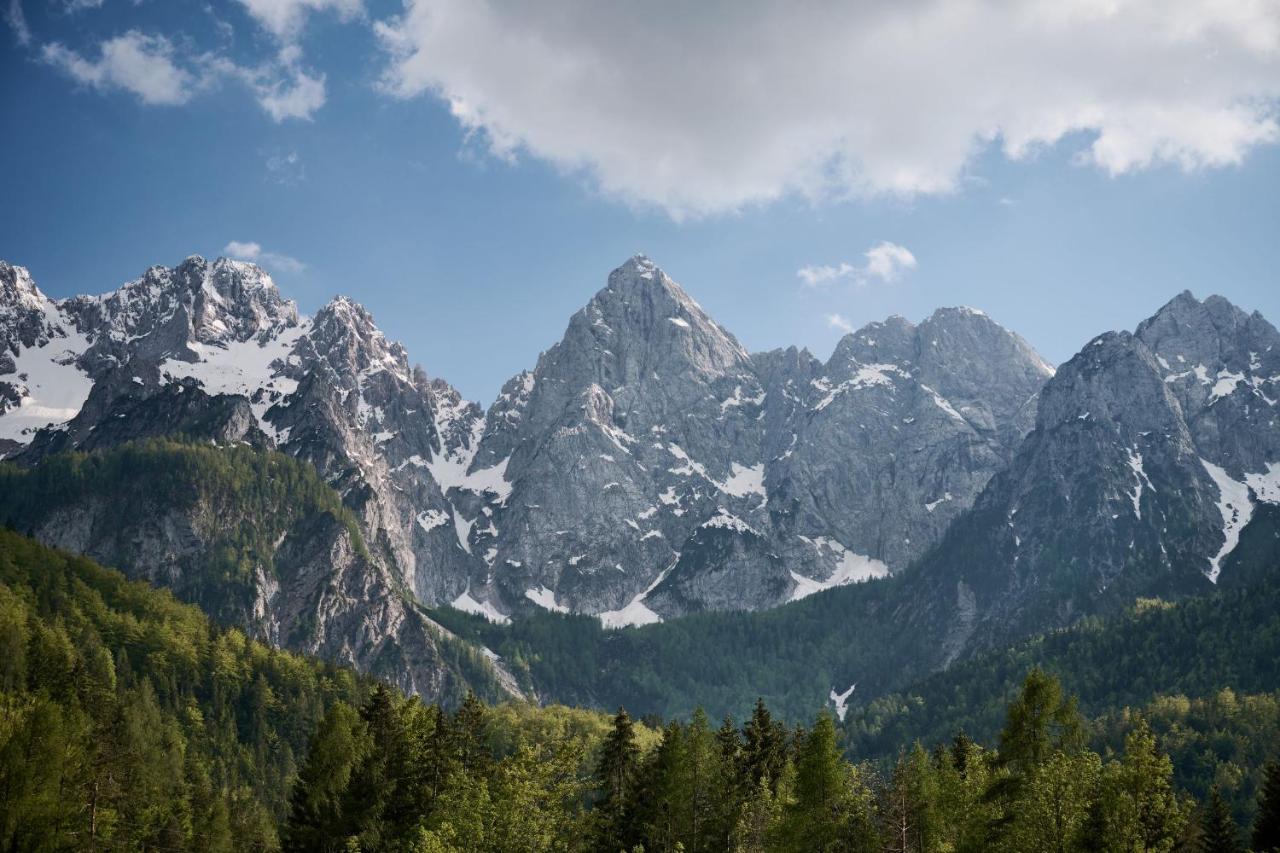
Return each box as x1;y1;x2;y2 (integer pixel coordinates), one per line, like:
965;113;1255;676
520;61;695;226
454;257;1053;621
0;254;1057;630
0;257;518;702
898;291;1280;667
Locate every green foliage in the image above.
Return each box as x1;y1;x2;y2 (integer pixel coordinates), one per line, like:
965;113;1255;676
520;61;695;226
0;438;371;624
1199;787;1242;853
0;527;369;850
1255;760;1280;852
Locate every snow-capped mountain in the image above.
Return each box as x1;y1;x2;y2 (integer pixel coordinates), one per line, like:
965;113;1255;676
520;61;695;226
896;290;1280;667
450;256;1054;621
0;254;1059;630
0;257;527;701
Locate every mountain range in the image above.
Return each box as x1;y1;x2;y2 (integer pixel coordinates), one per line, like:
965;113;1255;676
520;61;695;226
2;253;1277;715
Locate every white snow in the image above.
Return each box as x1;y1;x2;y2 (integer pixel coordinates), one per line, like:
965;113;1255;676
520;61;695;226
1126;449;1155;519
451;589;510;624
718;462;766;500
1200;458;1253;583
720;384;767;412
428;449;513;502
1244;462;1280;504
921;385;966;422
0;304;94;443
668;317;690;329
1208;370;1245;403
830;683;856;722
789;537;888;601
451;506;474;554
813;363;905;412
924;492;953;513
597;558;677;629
701;511;760;536
416;509;449;532
160;322;308;437
524;585;569;613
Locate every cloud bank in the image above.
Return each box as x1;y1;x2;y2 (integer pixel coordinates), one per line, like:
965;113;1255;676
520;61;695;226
375;0;1280;218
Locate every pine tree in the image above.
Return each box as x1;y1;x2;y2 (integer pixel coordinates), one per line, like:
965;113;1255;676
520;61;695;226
595;707;642;852
1254;760;1280;853
742;699;787;793
1199;787;1240;853
998;669;1085;775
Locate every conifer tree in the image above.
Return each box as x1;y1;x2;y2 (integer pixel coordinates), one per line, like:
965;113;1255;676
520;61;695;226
1255;760;1280;853
1199;787;1240;853
595;707;642;851
743;698;787;792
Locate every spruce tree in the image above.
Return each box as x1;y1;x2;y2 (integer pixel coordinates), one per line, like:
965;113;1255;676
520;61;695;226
997;668;1084;774
1199;787;1240;853
743;698;787;792
1254;760;1280;853
595;707;642;851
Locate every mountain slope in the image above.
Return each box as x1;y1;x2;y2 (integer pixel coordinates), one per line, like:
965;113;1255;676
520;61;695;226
454;256;1054;621
0;254;1054;626
0;440;517;701
894;291;1280;667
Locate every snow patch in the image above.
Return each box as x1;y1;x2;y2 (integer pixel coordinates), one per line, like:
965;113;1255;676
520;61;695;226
524;585;569;613
830;684;856;722
790;537;888;600
416;509;449;532
451;589;510;624
1126;449;1155;519
1244;462;1280;504
1200;458;1253;583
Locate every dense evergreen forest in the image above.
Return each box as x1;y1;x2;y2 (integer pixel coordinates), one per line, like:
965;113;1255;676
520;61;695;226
3;529;1280;851
431;562;1280;726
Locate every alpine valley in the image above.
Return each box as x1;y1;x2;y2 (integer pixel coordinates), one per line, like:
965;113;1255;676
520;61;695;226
2;253;1278;723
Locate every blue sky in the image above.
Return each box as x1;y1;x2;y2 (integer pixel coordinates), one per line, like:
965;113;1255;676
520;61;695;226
3;0;1279;402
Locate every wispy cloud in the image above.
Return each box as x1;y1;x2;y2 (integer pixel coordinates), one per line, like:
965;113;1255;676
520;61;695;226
5;0;30;46
265;149;306;185
42;31;198;106
223;240;306;274
826;313;856;334
42;30;328;121
235;0;363;42
798;242;917;288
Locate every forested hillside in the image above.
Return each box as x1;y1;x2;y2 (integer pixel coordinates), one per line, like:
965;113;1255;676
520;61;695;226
432;545;1280;725
0;440;511;701
4;530;1280;851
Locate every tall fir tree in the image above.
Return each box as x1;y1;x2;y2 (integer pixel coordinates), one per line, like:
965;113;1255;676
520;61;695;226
594;707;642;852
1199;787;1241;853
1255;760;1280;853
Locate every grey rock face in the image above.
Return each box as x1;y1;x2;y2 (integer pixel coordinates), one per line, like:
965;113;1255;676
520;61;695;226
455;258;1053;622
0;253;1055;629
899;291;1280;666
0;256;515;702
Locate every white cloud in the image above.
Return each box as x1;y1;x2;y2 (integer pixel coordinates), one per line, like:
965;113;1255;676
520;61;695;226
374;0;1280;218
60;0;104;11
826;313;856;334
265;149;306;184
235;0;363;40
5;0;31;46
42;31;196;105
223;240;306;274
799;242;917;288
862;242;917;284
253;61;325;121
798;263;856;287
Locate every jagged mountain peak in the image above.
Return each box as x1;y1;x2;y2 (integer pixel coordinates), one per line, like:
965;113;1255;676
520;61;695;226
0;261;47;312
